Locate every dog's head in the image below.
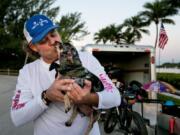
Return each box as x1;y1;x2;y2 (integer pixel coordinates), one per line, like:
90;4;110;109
59;43;82;74
50;43;82;75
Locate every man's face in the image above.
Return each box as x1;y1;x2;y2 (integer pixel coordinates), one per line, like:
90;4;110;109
31;29;61;63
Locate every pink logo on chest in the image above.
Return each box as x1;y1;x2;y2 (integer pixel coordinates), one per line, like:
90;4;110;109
99;74;113;92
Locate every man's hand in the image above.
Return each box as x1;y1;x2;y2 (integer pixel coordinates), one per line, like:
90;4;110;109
67;80;99;107
67;80;91;104
45;79;74;102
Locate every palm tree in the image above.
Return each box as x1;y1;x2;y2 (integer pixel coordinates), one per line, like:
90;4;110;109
139;0;178;48
162;0;180;9
57;12;89;43
106;24;123;44
121;29;140;44
122;15;150;43
94;27;109;44
94;24;123;44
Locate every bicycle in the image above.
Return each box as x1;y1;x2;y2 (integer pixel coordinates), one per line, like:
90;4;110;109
104;93;148;134
103;69;148;135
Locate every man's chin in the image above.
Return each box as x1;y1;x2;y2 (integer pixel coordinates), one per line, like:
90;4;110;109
51;56;59;62
43;55;58;63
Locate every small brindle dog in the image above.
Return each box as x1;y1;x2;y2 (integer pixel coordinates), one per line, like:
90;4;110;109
49;42;104;135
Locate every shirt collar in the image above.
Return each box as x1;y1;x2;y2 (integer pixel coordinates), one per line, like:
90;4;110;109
40;57;60;69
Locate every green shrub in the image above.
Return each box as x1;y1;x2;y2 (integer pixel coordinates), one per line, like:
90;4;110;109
157;73;180;90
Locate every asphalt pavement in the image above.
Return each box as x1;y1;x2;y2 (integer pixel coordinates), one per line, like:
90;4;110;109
0;75;121;135
0;75;155;135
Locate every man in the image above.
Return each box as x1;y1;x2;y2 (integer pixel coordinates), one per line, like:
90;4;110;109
11;14;121;135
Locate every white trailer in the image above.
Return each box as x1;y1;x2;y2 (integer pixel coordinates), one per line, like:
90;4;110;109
82;44;156;84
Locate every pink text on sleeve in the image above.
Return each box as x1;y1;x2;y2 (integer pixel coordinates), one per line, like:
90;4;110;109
99;73;113;92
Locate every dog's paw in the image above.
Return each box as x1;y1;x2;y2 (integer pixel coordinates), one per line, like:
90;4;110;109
65;121;72;127
65;107;71;113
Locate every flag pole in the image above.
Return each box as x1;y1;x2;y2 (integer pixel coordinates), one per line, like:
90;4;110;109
158;47;161;68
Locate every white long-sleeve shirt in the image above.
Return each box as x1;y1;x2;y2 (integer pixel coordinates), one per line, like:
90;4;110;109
11;51;121;135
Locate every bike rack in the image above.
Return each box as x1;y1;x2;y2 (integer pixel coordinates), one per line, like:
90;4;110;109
137;99;162;118
133;99;162;135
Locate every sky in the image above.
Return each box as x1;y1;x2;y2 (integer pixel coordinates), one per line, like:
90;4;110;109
53;0;180;64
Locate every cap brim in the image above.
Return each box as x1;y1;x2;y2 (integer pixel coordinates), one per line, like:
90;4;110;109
31;25;59;44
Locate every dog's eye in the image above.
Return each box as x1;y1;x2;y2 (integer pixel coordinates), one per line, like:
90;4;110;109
73;51;77;55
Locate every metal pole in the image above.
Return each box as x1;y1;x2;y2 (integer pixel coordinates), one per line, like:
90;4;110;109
141;102;144;118
24;53;29;65
7;68;10;76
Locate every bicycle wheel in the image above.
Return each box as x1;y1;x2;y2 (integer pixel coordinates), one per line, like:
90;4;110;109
103;108;117;133
128;111;148;135
119;107;132;131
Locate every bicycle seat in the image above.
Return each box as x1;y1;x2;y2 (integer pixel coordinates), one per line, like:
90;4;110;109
123;92;136;100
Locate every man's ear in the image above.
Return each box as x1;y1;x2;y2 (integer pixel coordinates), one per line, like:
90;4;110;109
29;44;38;52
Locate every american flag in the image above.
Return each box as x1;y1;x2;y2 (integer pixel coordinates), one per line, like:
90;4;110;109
158;22;168;49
